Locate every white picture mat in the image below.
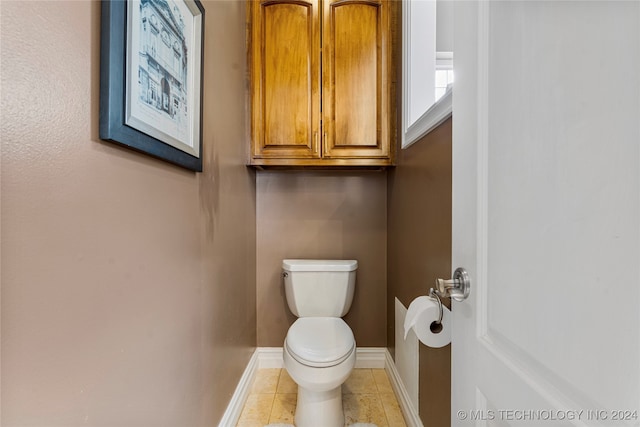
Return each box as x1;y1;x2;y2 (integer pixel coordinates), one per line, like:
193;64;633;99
125;0;202;158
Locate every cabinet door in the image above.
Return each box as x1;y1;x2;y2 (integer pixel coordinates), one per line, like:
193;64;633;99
322;0;391;159
250;0;321;159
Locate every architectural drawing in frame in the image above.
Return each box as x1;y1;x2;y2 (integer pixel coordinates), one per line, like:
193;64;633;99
126;0;203;159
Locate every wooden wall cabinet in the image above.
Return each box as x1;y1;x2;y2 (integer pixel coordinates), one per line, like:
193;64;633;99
248;0;395;168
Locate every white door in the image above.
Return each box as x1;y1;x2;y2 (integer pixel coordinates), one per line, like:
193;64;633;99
451;1;640;426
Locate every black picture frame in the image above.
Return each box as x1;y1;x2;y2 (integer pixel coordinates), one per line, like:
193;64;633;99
99;0;205;172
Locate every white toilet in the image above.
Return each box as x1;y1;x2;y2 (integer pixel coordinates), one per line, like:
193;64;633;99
282;259;358;427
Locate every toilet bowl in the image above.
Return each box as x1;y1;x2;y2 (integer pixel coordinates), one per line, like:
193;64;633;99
281;259;358;427
284;317;356;427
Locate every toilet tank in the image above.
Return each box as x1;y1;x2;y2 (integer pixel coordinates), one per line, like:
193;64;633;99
282;259;357;317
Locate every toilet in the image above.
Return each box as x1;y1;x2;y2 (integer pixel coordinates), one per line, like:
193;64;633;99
282;259;358;427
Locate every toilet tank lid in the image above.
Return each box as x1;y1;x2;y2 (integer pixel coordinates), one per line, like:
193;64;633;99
282;259;358;272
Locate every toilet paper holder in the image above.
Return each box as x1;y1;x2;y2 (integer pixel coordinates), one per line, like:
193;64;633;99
428;288;444;327
435;267;471;302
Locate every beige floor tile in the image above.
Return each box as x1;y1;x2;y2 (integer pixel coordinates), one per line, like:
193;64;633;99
342;369;376;394
237;393;274;424
252;368;281;394
372;369;394;394
380;392;407;427
237;368;409;427
343;393;388;427
235;420;263;427
269;393;297;424
276;369;298;394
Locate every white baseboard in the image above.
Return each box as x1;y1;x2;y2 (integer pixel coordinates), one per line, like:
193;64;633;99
255;346;386;369
256;347;284;368
219;347;422;427
218;350;259;427
354;347;386;368
384;349;424;427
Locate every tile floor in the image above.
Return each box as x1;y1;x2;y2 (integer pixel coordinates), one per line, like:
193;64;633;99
236;368;407;427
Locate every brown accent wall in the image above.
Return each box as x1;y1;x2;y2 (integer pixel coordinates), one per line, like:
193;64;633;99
256;171;387;347
0;1;255;425
387;119;452;425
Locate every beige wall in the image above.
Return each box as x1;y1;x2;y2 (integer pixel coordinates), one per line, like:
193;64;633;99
387;119;452;425
256;171;387;347
0;1;255;426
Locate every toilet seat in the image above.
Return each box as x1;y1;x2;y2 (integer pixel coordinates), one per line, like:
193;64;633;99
285;317;355;368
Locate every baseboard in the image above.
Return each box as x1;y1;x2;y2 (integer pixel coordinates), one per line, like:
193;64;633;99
353;347;386;368
217;350;259;427
256;347;284;368
219;347;420;427
255;346;386;369
384;349;424;427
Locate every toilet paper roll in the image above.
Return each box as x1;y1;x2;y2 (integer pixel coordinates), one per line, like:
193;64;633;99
403;296;451;348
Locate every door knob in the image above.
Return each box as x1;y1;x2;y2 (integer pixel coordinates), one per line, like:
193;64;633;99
435;267;470;302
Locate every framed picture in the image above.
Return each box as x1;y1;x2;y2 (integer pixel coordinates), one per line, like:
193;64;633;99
100;0;205;172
